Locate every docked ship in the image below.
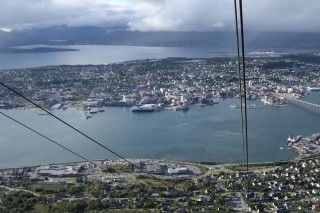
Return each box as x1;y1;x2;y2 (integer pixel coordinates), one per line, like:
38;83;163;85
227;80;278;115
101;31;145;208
89;108;105;113
287;135;302;143
50;103;62;110
89;109;99;114
287;135;302;147
173;101;189;111
173;105;189;111
131;104;155;112
261;96;287;106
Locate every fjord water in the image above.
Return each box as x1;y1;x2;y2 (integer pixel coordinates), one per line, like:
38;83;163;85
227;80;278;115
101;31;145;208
0;45;319;167
0;44;317;69
1;93;319;168
0;45;234;69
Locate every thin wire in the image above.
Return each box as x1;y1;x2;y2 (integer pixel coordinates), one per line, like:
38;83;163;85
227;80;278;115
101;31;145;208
239;0;250;193
0;110;172;188
0;111;104;170
0;111;152;185
234;0;246;169
0;81;139;169
0;81;173;189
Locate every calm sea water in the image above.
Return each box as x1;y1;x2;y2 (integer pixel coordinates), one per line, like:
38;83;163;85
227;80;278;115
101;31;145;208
0;44;317;69
0;45;319;167
1;93;319;168
0;45;235;69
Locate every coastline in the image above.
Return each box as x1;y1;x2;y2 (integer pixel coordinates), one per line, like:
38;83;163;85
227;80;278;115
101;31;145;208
0;157;292;170
3;153;319;171
1;56;319;168
3;95;320;168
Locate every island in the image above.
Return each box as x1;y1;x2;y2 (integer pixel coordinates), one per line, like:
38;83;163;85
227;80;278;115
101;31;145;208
0;47;80;53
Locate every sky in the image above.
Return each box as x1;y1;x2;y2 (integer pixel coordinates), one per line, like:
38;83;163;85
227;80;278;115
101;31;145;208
0;0;320;32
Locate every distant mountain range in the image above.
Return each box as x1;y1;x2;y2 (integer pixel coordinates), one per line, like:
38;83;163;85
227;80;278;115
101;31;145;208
1;26;320;51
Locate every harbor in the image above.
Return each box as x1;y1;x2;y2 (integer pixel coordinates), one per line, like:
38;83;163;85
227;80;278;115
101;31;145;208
1;52;320;167
3;95;319;168
287;133;320;157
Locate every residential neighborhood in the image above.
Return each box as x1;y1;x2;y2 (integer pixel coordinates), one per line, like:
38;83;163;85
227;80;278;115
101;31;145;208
1;54;320;212
1;156;320;212
0;54;319;112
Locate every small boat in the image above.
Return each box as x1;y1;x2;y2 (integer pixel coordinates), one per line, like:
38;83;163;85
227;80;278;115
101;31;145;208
50;103;62;110
98;109;105;112
248;104;256;109
90;109;99;114
230;105;238;108
39;113;49;116
280;147;284;150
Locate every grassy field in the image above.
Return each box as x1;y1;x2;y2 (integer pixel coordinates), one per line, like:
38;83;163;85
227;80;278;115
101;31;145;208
136;176;188;190
103;164;134;173
64;177;78;184
225;163;281;171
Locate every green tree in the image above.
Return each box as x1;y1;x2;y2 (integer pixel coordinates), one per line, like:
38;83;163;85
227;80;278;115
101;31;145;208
67;185;85;196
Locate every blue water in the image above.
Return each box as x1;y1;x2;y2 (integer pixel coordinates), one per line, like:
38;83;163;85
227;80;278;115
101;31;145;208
0;44;318;69
1;93;319;168
0;45;235;69
0;45;319;167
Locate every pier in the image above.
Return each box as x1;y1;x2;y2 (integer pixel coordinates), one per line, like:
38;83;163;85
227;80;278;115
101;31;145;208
287;97;320;113
276;94;320;113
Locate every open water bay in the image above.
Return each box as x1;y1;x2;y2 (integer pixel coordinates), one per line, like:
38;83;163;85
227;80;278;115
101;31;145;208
0;45;234;69
0;45;319;167
1;93;320;168
0;44;315;69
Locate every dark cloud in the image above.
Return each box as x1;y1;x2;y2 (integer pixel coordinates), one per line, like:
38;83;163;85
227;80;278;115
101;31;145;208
129;0;320;32
129;0;234;31
0;0;138;29
243;0;320;32
1;0;320;32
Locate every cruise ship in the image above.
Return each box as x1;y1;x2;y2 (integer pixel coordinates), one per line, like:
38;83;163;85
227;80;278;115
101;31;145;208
131;104;156;112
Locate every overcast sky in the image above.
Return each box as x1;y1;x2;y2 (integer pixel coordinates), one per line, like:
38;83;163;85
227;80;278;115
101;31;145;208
0;0;320;32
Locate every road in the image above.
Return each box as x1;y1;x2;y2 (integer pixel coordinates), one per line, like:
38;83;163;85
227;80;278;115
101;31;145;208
0;185;40;197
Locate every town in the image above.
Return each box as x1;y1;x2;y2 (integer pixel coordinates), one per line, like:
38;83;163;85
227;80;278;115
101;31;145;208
1;53;320;113
1;53;320;212
1;155;320;212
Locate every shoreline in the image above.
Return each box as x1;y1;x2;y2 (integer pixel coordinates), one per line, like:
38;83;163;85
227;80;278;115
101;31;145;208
0;156;301;170
1;93;319;169
0;95;320;169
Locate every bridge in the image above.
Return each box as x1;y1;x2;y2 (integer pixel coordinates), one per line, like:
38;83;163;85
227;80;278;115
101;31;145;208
276;94;320;113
